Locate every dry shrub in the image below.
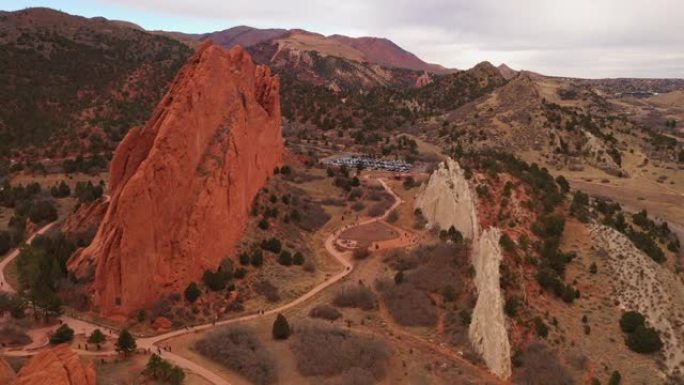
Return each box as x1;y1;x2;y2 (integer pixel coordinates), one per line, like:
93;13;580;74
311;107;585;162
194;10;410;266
367;189;392;202
332;284;376;311
443;309;471;346
379;282;437;327
150;293;178;322
405;243;468;292
367;200;392;217
298;199;331;231
352;244;371;260
195;327;277;385
0;323;31;347
253;280;280;303
513;342;574;385
321;367;376;385
321;198;346;207
57;280;90;311
309;304;342;321
291;321;390;380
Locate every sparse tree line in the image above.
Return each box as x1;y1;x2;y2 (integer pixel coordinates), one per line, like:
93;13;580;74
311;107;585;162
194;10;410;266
572;192;678;263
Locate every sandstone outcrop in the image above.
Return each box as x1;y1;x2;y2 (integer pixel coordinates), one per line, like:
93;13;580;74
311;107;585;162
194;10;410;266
62;199;109;242
152;316;173;330
13;345;95;385
67;41;284;317
414;157;478;240
469;227;512;379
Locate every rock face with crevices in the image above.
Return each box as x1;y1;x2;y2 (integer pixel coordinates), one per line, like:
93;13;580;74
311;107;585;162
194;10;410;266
469;227;512;379
67;41;284;317
13;345;95;385
414;157;478;239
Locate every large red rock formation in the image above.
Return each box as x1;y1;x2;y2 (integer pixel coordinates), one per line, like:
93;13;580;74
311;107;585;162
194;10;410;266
62;199;109;242
13;345;95;385
67;41;283;317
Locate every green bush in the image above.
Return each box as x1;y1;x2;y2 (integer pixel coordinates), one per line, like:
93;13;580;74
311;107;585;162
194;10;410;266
239;252;249;265
626;326;663;353
184;282;201;303
202;270;228;291
293;252;304;265
116;329;137;355
534;317;549;338
87;329;106;349
504;297;520;317
144;354;185;385
272;314;291;340
50;324;74;345
608;370;621;385
278;250;293;266
619;311;645;333
261;238;282;253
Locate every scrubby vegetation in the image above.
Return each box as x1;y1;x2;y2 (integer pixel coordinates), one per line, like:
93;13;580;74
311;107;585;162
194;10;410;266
309;304;342;321
272;313;291;340
143;354;185;385
196;327;277;385
376;278;437;327
17;232;76;319
0;10;191;157
332;284;376;310
619;311;663;354
290;322;390;383
513;342;575;385
50;324;74;345
586;197;678;263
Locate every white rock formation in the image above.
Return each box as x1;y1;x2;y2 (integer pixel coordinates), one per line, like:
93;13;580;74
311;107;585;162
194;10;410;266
591;225;684;376
414;157;478;240
469;227;513;379
416;158;511;379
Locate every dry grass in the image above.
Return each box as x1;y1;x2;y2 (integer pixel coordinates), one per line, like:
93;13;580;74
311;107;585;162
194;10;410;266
376;280;437;327
195;326;277;385
290;321;390;381
513;342;574;385
339;222;399;244
332;283;376;311
308;304;342;321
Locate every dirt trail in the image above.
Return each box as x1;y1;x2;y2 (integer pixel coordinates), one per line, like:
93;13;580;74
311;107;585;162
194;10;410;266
0;222;56;293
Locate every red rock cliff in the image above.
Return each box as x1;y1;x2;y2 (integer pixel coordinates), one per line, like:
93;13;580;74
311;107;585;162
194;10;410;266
14;345;95;385
67;41;284;317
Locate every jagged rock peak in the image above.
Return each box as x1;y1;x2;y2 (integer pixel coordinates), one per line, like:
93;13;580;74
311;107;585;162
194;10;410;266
68;41;284;318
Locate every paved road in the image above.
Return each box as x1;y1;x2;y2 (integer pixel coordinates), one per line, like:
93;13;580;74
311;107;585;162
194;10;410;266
1;179;406;384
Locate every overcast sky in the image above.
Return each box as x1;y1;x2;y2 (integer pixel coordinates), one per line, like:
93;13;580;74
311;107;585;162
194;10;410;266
8;0;684;78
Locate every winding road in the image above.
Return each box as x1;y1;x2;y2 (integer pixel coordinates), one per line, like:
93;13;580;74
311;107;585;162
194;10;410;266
0;178;408;384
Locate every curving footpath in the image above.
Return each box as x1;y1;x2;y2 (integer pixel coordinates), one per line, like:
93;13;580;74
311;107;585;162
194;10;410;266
0;179;405;384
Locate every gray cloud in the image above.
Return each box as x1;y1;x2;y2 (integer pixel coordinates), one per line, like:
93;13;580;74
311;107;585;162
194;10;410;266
101;0;684;78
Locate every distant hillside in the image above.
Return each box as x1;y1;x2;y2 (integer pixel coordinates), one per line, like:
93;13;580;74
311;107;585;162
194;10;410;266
0;7;192;158
567;78;684;94
199;25;287;48
200;26;449;73
280;60;505;131
327;34;451;73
